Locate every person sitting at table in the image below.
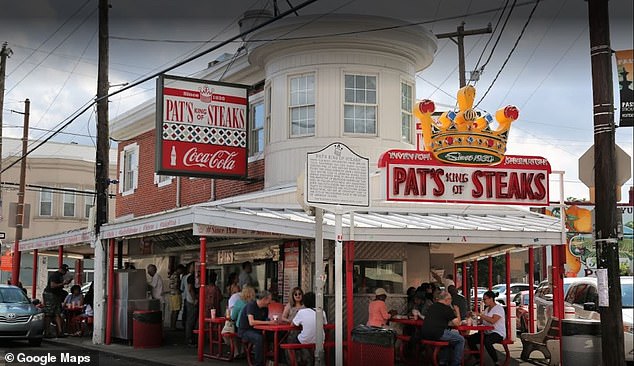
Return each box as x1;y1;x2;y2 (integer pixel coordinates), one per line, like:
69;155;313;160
284;291;327;365
467;290;506;366
237;290;275;366
63;285;84;335
367;288;397;328
282;287;305;323
419;290;464;366
229;286;256;358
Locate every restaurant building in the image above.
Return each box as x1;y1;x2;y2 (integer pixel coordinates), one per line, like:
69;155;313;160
19;11;562;339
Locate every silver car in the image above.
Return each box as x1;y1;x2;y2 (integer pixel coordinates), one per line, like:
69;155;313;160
0;285;45;346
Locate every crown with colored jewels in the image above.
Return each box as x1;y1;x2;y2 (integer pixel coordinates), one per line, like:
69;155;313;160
199;85;214;103
413;85;519;166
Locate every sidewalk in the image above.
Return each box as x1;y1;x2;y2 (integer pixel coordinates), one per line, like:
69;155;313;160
46;330;549;366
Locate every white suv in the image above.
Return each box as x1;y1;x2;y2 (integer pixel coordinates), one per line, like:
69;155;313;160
491;283;533;305
564;276;633;362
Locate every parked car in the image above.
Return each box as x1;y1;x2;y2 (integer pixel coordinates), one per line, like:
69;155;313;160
563;276;633;362
491;283;533;305
513;290;531;333
0;284;45;346
534;278;577;331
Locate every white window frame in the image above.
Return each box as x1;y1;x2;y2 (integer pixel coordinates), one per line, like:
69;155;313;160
153;173;173;187
39;189;53;216
265;83;271;145
84;191;93;219
63;189;76;217
249;93;265;158
344;73;378;135
289;73;316;138
118;143;139;196
401;81;413;143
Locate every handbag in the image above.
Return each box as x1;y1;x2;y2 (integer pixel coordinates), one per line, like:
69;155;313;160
221;319;235;334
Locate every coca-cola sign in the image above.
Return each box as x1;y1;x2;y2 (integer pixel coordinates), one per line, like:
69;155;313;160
156;74;249;178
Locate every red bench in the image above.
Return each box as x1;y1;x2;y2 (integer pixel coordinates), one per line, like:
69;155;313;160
420;339;450;366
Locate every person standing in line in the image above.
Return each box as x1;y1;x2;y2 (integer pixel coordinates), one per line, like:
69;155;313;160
168;264;185;330
239;261;256;289
43;264;71;337
467;290;506;366
367;288;397;328
448;285;468;321
184;263;198;346
225;272;241;296
205;270;223;317
419;290;464;366
147;264;165;310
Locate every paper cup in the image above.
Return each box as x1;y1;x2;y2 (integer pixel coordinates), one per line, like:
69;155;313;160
210;308;216;319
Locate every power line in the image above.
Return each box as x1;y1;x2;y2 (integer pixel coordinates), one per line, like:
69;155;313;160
472;0;510;77
475;0;541;107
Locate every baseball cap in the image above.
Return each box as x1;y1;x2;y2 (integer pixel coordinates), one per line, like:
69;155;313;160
61;264;70;271
375;288;387;296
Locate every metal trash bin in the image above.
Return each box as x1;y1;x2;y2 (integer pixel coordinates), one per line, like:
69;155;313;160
561;318;602;366
132;310;163;348
350;325;396;366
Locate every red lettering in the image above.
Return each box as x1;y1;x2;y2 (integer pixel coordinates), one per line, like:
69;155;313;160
472;171;484;198
392;167;406;195
533;173;547;200
416;168;431;195
495;171;508;198
405;168;419;195
432;169;445;196
165;99;193;122
507;172;523;199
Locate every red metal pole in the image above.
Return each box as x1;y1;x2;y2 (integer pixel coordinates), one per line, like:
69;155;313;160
473;259;478;312
105;238;115;345
74;259;83;286
462;262;467;297
11;242;20;285
488;256;493;290
345;241;354;366
505;251;511;340
198;236;207;361
58;246;63;269
31;249;38;299
453;263;457;288
528;247;535;332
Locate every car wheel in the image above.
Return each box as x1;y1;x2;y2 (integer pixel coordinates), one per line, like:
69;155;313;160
29;338;42;347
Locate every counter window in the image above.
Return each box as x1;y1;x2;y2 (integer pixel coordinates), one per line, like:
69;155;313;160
353;261;403;294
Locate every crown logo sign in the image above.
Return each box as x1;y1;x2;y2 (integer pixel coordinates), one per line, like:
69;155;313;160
199;85;214;103
413;85;519;166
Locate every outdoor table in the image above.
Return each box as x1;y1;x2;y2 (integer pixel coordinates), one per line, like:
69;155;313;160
204;316;232;361
456;324;494;366
64;306;84;334
389;317;423;327
254;323;300;366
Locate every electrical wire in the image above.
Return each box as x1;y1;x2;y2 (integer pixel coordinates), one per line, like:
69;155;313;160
471;0;510;79
472;0;517;81
475;0;541;107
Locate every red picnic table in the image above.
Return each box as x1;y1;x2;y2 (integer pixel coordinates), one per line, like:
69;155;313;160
204;317;233;361
254;323;300;366
456;324;494;366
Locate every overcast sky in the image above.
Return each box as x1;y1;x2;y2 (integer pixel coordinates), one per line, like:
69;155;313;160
1;0;633;202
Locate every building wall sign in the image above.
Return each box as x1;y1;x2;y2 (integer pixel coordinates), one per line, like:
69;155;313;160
19;229;93;251
193;224;285;238
156;74;249;179
379;150;551;206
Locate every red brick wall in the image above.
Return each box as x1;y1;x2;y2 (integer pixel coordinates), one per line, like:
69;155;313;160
115;129;264;218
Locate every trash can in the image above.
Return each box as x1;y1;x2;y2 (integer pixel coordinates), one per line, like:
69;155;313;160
350;325;396;366
561;318;602;366
132;310;163;348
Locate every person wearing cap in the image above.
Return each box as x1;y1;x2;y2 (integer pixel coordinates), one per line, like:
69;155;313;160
367;288;397;328
43;264;71;337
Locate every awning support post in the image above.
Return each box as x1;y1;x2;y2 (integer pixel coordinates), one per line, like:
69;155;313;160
105;238;115;345
32;249;38;299
505;251;511;340
473;259;478;312
488;256;493;290
198;236;207;362
334;208;343;366
528;247;535;332
58;246;63;269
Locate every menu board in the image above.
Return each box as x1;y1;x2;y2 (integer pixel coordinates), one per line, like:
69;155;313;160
282;241;300;303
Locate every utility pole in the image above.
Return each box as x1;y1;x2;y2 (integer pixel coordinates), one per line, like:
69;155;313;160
11;99;29;286
0;43;13;222
436;23;492;87
587;1;624;365
95;0;109;235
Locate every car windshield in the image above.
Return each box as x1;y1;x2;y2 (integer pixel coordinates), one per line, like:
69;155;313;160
622;282;633;308
0;288;30;304
492;285;506;293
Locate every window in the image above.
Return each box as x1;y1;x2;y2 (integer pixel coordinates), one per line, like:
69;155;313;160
84;193;93;218
63;190;75;217
249;101;265;156
350;261;404;294
289;74;315;137
401;82;413;142
119;143;139;195
39;189;52;216
153;174;173;187
344;74;377;134
265;84;271;144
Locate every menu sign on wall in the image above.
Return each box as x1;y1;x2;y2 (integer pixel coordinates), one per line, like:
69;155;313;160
156;74;249;178
282;241;300;304
378;150;551;206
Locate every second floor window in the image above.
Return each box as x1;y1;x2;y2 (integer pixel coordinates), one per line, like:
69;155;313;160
344;74;377;134
39;190;52;216
289;74;315;137
249;101;265;156
63;190;75;217
119;143;139;195
85;193;93;218
401;82;413;142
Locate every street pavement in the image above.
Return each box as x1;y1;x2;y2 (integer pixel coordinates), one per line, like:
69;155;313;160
1;329;552;366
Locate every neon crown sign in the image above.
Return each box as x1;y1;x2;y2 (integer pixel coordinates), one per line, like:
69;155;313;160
413;85;519;166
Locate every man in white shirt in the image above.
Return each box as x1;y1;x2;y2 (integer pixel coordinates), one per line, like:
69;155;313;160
287;292;327;364
147;264;164;304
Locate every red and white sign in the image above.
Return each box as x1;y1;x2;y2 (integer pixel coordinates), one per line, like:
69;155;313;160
378;150;551;206
156;75;249;179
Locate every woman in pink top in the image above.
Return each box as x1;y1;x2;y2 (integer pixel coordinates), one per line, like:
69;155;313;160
367;288;397;327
